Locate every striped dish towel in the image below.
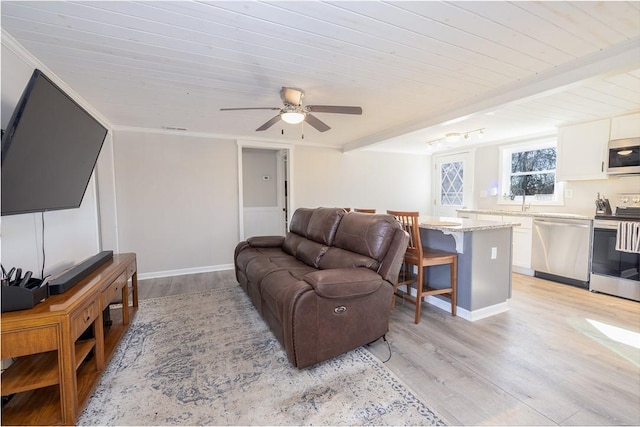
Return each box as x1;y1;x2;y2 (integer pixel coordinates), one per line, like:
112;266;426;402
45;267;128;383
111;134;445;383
616;221;640;254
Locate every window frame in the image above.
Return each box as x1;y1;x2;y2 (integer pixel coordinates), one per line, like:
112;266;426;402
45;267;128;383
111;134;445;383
497;139;565;207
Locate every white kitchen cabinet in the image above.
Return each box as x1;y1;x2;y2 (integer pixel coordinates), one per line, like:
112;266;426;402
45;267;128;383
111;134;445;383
476;214;502;222
556;118;610;181
610;112;640;140
510;215;533;273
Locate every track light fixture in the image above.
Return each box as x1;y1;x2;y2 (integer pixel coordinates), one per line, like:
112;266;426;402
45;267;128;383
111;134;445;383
426;128;485;147
445;132;461;142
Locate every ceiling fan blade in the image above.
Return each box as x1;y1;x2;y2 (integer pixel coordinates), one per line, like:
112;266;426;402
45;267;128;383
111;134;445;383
280;87;304;106
304;114;331;132
307;105;362;115
256;115;282;131
220;107;280;111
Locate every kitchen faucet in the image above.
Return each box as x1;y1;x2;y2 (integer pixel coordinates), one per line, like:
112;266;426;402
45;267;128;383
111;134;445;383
510;188;528;211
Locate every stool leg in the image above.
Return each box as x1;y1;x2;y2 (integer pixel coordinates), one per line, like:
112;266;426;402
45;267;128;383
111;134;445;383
451;258;457;317
414;266;423;324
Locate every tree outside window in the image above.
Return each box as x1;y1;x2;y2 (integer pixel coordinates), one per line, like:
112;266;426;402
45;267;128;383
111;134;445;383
498;139;563;206
510;148;556;196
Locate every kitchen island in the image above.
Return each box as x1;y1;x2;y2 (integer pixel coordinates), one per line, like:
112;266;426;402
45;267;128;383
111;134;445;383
416;216;519;321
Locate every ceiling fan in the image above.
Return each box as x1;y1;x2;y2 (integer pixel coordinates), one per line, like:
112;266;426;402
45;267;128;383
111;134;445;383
220;87;362;133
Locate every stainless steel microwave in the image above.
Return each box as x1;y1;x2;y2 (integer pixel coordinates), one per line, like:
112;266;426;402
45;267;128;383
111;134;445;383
607;137;640;175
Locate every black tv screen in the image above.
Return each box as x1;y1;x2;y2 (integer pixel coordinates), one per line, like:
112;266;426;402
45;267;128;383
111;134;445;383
1;69;108;216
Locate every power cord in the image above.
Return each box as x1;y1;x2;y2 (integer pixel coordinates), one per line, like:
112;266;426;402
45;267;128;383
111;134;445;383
366;334;392;363
379;335;392;363
41;211;46;279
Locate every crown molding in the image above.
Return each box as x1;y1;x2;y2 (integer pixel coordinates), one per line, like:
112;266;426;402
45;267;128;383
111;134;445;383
110;125;343;150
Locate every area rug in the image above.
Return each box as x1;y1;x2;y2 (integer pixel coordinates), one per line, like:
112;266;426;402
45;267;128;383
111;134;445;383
78;286;447;426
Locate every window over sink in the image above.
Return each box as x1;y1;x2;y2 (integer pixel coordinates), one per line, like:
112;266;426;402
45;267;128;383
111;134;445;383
498;139;564;207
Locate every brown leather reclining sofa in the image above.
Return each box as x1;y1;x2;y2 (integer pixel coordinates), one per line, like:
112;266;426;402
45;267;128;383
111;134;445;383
234;207;409;368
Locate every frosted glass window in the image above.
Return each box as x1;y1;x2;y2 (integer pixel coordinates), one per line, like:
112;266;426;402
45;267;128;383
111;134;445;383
440;161;464;206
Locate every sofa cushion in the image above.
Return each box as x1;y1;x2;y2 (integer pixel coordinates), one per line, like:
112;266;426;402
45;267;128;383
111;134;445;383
261;269;314;323
317;247;378;270
304;268;383;299
282;233;305;256
333;213;397;261
235;247;263;272
245;252;310;285
245;257;280;286
271;256;310;269
306;208;344;245
247;235;285;247
289;207;314;236
296;239;329;268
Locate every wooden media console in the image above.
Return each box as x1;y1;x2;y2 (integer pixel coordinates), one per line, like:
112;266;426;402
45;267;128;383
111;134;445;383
1;253;138;425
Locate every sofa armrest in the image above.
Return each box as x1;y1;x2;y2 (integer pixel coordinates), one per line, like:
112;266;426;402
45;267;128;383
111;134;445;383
247;235;285;248
303;268;383;299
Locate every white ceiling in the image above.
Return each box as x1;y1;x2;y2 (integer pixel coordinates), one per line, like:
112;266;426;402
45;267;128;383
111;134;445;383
2;1;640;154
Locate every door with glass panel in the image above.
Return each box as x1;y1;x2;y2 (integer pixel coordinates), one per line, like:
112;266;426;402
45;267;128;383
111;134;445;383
433;151;474;217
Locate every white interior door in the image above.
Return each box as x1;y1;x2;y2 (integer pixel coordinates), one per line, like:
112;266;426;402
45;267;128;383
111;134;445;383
237;141;292;241
433;151;474;217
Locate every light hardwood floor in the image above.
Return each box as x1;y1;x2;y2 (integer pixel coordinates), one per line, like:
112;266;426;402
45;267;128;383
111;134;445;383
138;271;640;426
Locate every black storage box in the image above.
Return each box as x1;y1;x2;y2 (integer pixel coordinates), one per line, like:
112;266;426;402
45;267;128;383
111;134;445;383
1;279;49;312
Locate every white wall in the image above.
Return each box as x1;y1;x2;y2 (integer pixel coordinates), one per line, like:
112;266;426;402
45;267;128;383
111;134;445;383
112;131;239;276
293;146;432;214
472;143;640;216
1;37;106;278
110;135;432;277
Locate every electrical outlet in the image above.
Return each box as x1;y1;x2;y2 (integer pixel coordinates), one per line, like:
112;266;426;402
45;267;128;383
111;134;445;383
565;188;573;199
491;247;497;259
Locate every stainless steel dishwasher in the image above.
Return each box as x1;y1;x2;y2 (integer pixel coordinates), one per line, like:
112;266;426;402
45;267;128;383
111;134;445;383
531;217;593;288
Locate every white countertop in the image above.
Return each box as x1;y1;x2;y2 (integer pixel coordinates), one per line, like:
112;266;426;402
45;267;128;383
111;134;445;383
457;209;593;221
419;216;520;232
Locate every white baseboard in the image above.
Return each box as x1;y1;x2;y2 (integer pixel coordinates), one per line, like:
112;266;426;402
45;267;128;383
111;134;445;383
454;301;510;321
513;266;534;276
138;264;234;280
422;295;510;322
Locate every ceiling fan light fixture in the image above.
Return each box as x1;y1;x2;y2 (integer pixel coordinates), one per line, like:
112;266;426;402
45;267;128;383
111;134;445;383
281;111;305;124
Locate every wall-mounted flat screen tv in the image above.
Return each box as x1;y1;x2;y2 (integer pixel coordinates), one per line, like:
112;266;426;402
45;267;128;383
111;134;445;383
1;69;108;216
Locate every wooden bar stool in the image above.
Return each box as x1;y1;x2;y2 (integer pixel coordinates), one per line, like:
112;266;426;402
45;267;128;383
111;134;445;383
354;208;376;213
387;210;457;324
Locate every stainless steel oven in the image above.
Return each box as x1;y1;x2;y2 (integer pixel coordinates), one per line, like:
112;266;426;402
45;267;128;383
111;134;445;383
591;206;640;301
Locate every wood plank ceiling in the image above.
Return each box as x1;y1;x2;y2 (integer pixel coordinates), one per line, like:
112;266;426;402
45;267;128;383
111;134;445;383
2;1;639;153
